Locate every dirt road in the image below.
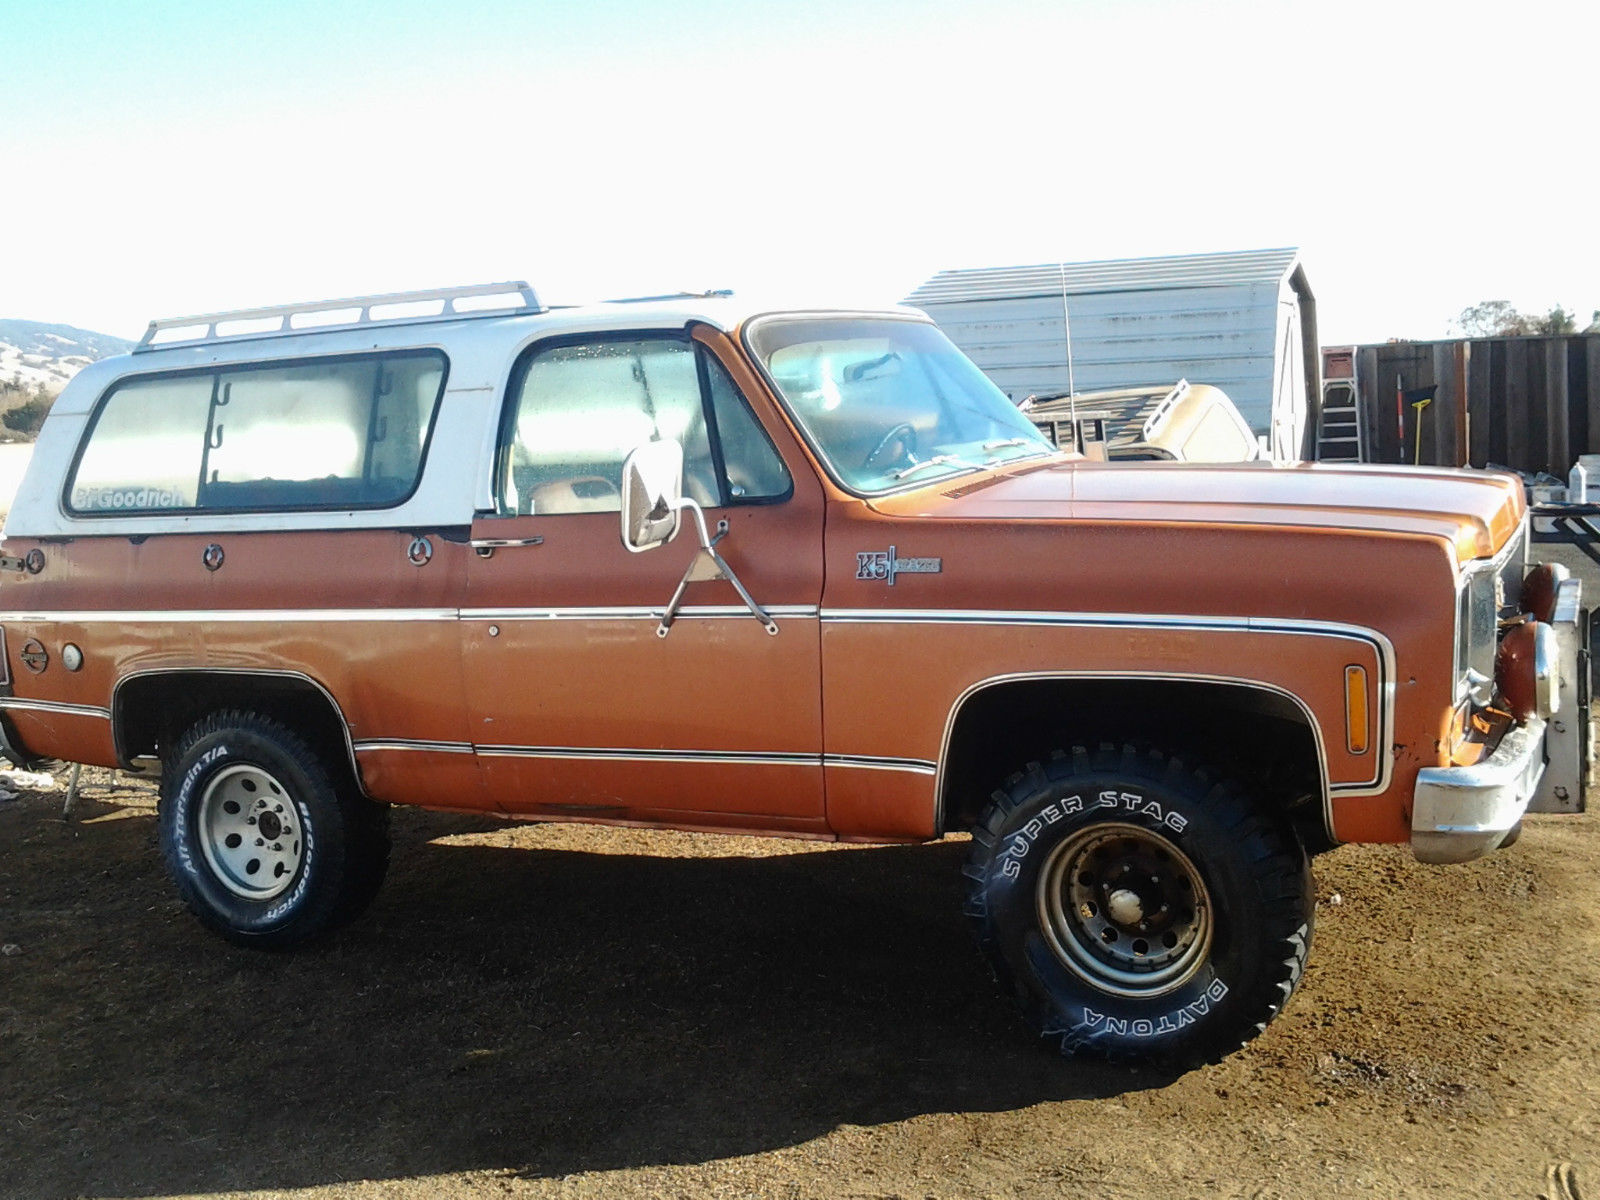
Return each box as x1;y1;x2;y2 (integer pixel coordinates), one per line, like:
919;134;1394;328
3;774;1597;1200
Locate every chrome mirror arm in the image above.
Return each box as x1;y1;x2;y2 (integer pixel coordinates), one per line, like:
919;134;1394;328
656;498;778;639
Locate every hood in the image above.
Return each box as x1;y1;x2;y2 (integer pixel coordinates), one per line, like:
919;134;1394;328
870;459;1525;563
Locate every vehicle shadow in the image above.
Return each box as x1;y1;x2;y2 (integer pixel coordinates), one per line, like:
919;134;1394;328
2;803;1175;1198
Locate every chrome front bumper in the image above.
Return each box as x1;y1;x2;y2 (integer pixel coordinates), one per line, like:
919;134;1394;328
1412;718;1548;863
1412;576;1590;864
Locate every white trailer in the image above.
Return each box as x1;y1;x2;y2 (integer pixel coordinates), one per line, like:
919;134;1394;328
905;248;1320;461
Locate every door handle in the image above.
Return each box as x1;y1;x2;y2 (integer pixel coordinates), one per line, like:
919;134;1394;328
471;535;544;558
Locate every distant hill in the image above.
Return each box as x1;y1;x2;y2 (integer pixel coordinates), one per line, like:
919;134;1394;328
0;319;134;393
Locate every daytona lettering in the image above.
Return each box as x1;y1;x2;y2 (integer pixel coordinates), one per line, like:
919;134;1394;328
1076;978;1229;1038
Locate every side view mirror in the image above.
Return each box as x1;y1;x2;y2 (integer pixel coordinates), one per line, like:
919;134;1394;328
620;439;685;553
619;437;778;638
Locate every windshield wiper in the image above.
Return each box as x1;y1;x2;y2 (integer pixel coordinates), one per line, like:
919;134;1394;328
985;445;1057;466
982;437;1057;466
892;454;974;481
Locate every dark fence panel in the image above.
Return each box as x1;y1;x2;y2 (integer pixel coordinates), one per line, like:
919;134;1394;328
1350;334;1600;475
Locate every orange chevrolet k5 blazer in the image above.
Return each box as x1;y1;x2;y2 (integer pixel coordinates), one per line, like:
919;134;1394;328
0;281;1587;1065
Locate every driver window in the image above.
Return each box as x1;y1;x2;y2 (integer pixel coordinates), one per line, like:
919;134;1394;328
501;338;716;515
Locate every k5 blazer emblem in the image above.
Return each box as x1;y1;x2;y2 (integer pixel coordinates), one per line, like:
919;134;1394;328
856;546;942;586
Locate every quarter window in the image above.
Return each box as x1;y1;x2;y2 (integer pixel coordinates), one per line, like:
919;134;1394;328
67;351;446;514
499;337;790;516
704;355;791;502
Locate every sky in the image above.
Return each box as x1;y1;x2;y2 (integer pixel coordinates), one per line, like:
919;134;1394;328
2;0;1595;345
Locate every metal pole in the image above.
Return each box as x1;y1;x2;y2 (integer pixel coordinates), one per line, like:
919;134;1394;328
61;762;81;822
1059;262;1079;449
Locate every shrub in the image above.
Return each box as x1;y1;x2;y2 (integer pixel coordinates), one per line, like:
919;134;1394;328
2;395;54;438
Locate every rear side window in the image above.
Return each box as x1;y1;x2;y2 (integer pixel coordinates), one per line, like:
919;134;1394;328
67;351;447;514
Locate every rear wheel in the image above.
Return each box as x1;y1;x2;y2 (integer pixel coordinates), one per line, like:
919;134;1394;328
965;743;1313;1064
159;710;388;948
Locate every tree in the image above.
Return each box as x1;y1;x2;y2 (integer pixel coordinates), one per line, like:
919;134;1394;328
1455;300;1524;336
1;393;54;438
1454;301;1583;337
1531;305;1578;335
1587;310;1600;335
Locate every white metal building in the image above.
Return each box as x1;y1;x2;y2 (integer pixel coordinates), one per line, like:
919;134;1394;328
905;248;1320;460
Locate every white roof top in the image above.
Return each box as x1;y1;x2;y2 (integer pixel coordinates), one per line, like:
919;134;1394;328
905;247;1303;305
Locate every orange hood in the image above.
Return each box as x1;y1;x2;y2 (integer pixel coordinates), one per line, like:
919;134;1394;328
871;459;1525;564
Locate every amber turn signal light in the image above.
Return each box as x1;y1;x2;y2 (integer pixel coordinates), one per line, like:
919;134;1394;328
1344;665;1369;755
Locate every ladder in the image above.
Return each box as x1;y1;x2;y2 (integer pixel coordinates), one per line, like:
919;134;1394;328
1316;346;1364;462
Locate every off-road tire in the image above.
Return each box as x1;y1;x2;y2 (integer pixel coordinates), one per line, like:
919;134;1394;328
964;743;1313;1065
159;710;389;948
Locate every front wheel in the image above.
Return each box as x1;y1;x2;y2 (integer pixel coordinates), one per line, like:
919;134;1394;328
159;710;388;948
965;744;1313;1065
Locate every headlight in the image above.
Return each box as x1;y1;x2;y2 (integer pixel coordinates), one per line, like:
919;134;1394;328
1455;523;1527;707
1456;566;1498;705
1494;618;1561;720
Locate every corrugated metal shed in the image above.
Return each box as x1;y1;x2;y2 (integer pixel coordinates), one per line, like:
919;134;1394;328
905;248;1320;460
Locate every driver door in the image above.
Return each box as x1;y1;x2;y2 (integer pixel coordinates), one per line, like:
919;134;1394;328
462;329;827;833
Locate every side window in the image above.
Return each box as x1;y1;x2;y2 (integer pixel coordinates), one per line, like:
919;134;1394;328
206;355;443;509
500;339;715;516
69;374;213;511
702;352;790;502
67;351;446;514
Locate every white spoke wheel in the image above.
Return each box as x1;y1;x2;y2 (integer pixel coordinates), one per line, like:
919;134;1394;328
159;710;390;948
197;765;304;901
966;744;1313;1066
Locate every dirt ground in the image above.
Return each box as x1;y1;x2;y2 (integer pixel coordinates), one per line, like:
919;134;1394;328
2;777;1596;1200
4;537;1600;1200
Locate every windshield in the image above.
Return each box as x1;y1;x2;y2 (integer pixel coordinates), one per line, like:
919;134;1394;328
746;316;1058;493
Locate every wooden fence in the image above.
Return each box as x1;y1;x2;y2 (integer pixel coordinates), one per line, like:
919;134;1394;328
1350;334;1600;475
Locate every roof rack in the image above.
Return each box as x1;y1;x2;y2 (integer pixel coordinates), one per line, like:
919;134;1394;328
604;289;734;305
136;281;543;352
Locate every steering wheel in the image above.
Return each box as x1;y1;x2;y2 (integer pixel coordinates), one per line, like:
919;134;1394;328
862;422;918;471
